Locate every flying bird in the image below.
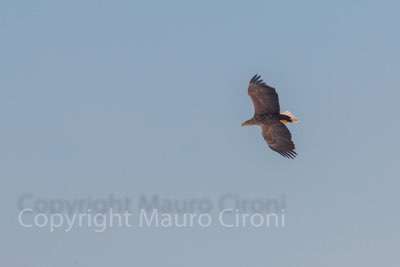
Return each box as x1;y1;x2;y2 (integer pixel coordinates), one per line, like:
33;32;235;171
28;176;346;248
242;74;299;159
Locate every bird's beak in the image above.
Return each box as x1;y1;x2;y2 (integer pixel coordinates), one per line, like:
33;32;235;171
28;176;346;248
242;119;255;126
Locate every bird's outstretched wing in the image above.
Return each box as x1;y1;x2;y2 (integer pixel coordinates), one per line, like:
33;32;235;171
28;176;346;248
262;121;297;159
248;74;280;115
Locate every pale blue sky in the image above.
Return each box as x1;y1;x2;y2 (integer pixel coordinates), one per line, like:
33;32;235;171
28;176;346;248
1;0;400;266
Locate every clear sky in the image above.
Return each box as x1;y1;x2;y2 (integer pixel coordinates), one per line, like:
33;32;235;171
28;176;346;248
1;0;399;266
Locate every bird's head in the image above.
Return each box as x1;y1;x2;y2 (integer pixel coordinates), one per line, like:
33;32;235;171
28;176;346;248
241;118;257;127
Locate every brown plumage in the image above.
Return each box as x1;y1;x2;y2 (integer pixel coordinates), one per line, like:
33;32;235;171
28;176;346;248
242;74;298;159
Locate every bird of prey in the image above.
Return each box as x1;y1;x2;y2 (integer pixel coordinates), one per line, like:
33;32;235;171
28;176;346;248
242;74;299;159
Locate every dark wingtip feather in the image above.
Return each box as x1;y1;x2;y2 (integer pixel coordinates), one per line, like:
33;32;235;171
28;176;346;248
287;150;297;159
250;74;258;83
280;152;290;158
250;74;268;87
278;150;297;159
